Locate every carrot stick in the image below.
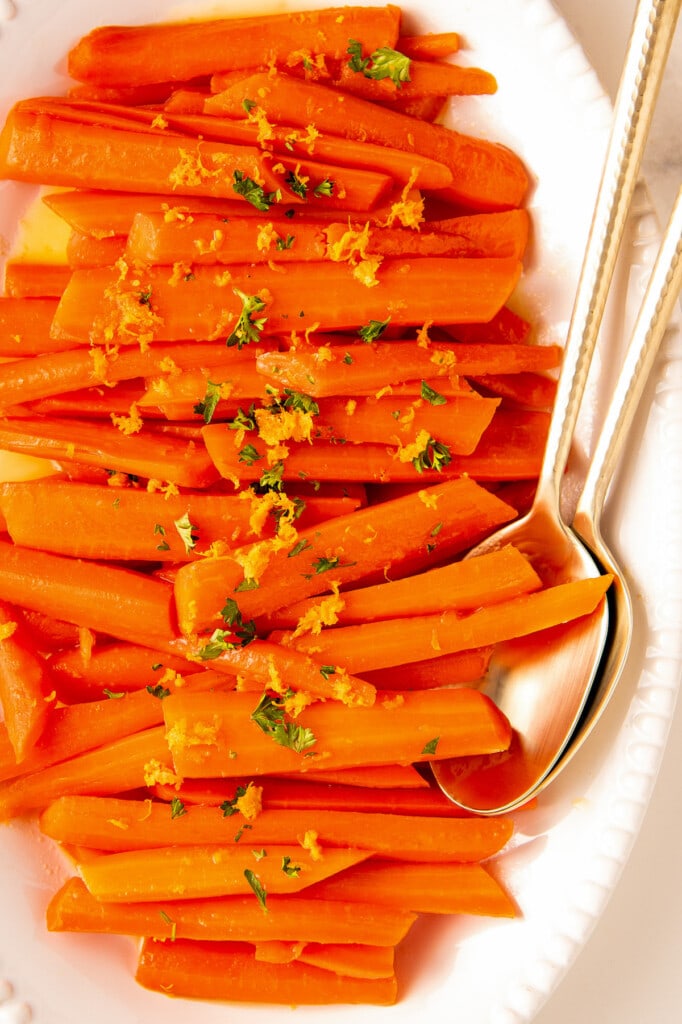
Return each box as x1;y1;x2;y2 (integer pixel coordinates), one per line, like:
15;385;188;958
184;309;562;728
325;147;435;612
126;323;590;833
47;876;416;946
263;544;541;629
0;105;283;200
0;342;249;408
50;258;523;345
448;305;531;345
361;648;493;690
0;417;220;488
67;79;206;105
3;262;71;298
41;795;513;862
47;641;203;703
0;540;176;647
66;232;125;269
0;297;65;356
208;72;528;211
333;58;496;102
305;859;517;917
163;687;511;779
27;384;156;421
0;725;170;820
255;940;395;979
172;477;516;631
68;7;402;87
0;601;50;761
309;392;500;453
285;575;614;674
398;33;461;59
79;843;372;902
255;340;561;397
14;608;81;652
471;371;557;410
135;937;398;1005
428;209;530;260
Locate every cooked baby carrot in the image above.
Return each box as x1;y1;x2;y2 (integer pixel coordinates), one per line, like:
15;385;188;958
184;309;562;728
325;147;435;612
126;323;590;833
41;795;513;862
3;262;71;298
47;876;416;946
163;687;512;779
50;258;522;344
0;297;65;356
361;648;493;690
79;843;372;902
398;32;461;59
0;601;50;762
172;477;516;631
285;574;614;674
0;417;220;488
255;940;395;979
135;937;398;1005
66;231;126;269
68;6;401;87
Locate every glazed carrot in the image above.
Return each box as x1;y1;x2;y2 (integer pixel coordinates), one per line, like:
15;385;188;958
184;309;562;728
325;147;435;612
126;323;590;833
255;340;561;397
448;305;531;345
0;725;170;820
47;877;416;946
0;297;65;356
68;6;401;87
0;601;50;761
279;763;428;789
172;478;517;631
398;32;461;59
361;648;493;690
333;58;496;102
430;209;530;260
66;232;125;269
28;384;154;420
263;544;541;629
0;417;220;488
67;79;205;105
3;262;71;298
41;795;513;862
47;641;203;702
0;670;228;784
255;941;395;979
0;540;176;647
305;860;517;916
14;608;80;652
0;106;283;199
79;843;372;902
286;574;614;674
0;342;248;408
50;258;522;345
164;88;212;113
163;688;511;779
472;371;557;409
135;937;398;1005
208;72;528;211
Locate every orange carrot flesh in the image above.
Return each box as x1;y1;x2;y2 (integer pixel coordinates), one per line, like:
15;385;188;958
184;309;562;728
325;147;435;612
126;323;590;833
255;940;395;979
0;417;220;488
68;7;401;87
41;795;513;862
66;232;126;269
47;876;416;946
362;648;493;691
265;544;541;629
398;33;461;59
0;601;50;761
172;478;517;632
3;262;71;298
135;937;398;1005
46;641;203;702
163;688;512;779
50;258;522;345
305;859;517;917
472;371;557;410
285;575;614;674
255;340;561;397
78;843;372;902
0;297;64;356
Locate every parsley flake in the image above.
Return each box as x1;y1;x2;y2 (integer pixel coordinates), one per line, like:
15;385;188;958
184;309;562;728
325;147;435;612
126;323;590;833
193;380;223;424
174;513;199;554
221;599;257;646
319;665;336;681
281;855;302;877
220;784;249;817
257;460;285;493
227;403;257;432
275;234;295;251
285;170;308;200
170;797;187;819
250;691;317;754
239;443;264;466
232;170;279;212
347;39;412;88
288;538;313;558
242;98;257;113
313;178;335;198
421;381;448;406
358;317;390;343
244;868;268;911
227;289;268;349
412;438;452;473
146;683;171;699
138;289;152;306
103;688;125;700
421;737;440;756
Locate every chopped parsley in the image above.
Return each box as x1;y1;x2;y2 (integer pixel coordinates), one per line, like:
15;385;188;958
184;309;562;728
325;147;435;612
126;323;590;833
343;352;354;365
239;443;264;466
358;317;390;343
250;691;317;754
170;797;187;819
196;628;241;660
138;289;152;306
227;403;257;432
232;170;279;212
412;438;452;473
347;39;411;88
220;784;250;817
319;665;336;681
226;289;268;349
154;522;171;552
281;855;302;877
234;577;261;592
313;178;335;198
193;380;223;424
221;598;257;646
244;868;268;911
146;683;171;699
285;170;308;200
288;538;313;558
173;513;198;554
275;233;296;251
311;555;355;574
421;737;440;756
242;98;257;113
257;460;285;493
421;381;448;406
103;688;125;700
159;910;177;941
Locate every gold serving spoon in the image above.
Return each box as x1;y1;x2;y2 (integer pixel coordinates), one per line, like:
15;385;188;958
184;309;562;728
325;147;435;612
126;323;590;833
431;0;681;814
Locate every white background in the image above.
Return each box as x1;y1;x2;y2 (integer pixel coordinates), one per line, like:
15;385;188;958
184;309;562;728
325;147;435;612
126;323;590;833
537;2;682;1023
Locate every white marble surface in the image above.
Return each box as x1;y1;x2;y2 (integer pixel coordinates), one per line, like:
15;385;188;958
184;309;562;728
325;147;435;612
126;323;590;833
536;2;682;1023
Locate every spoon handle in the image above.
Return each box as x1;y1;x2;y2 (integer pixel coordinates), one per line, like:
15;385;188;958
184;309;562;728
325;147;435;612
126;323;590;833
574;187;682;534
537;0;681;512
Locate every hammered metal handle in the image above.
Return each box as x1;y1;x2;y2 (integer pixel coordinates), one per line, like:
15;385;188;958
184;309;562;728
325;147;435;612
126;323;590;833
538;0;681;510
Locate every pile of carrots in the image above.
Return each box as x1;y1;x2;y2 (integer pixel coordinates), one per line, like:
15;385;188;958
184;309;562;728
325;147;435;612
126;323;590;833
0;3;612;1007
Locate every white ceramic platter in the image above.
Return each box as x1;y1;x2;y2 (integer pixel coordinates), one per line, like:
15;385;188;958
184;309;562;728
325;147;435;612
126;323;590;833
0;2;680;1023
